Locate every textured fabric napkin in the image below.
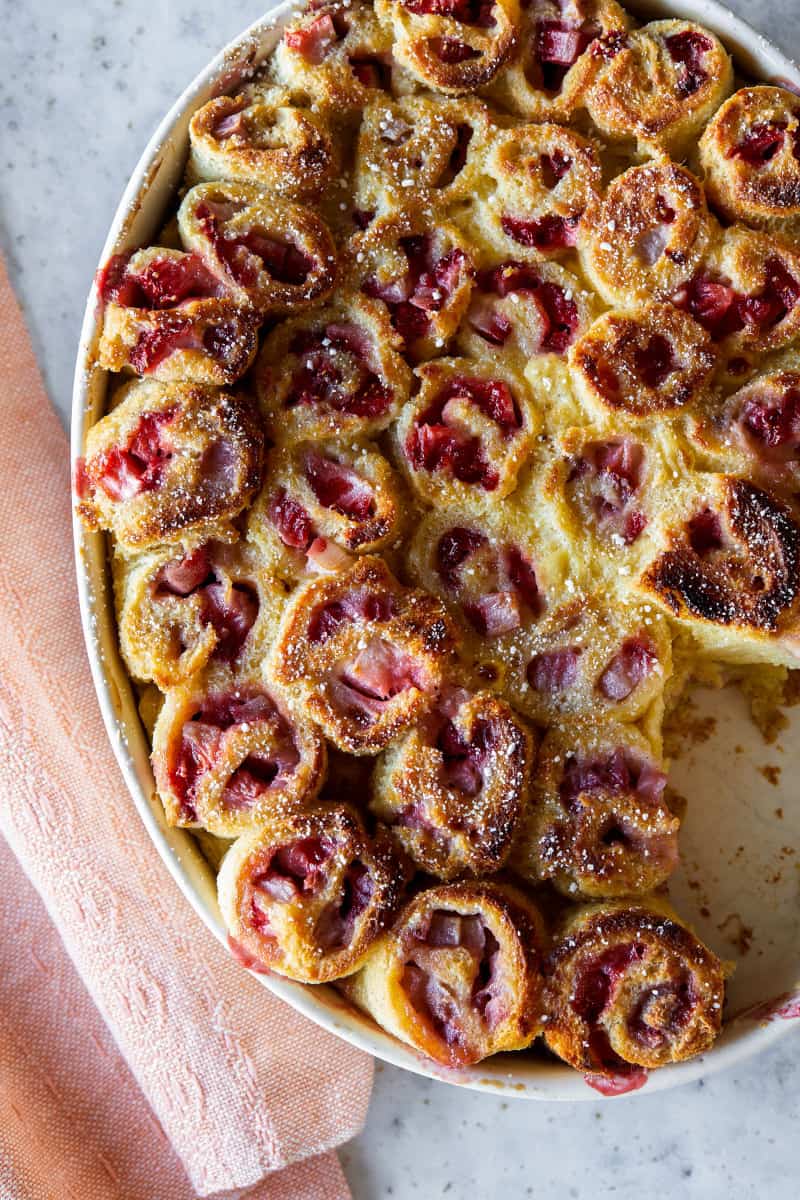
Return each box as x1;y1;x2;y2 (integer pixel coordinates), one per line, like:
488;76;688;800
0;255;373;1199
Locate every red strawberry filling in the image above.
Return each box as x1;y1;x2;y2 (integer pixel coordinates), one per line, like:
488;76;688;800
304;452;376;520
155;545;259;662
435;713;498;797
315;861;375;949
674;261;800;340
402;0;496;26
94;409;177;501
286;325;393;419
254;836;334;904
568;439;647;545
597;637;658;702
436;124;474;188
330;638;426;717
572;943;646;1024
665;30;713;98
408;376;521;491
729;121;788;166
269;488;314;550
501;213;581;252
738;383;800;461
362;236;471;348
196;201;313;288
527;647;581;693
469;262;579;353
403;911;506;1049
428;37;481;64
307;590;395;644
348;54;392;89
560;748;667;810
534;19;597;92
169;692;299;820
633;334;678;389
97;252;223;309
284;12;343;64
434;527;541;634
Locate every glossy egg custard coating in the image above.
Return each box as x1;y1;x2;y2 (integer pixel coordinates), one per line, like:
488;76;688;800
75;0;800;1080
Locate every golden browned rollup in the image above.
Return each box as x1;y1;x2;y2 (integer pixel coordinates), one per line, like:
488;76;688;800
346;881;546;1067
219;805;405;982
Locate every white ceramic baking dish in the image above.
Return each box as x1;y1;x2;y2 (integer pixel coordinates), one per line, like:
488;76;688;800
71;0;800;1099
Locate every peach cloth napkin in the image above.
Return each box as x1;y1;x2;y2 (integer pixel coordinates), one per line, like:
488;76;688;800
0;255;373;1199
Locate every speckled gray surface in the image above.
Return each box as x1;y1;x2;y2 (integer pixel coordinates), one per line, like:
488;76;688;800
1;2;798;1197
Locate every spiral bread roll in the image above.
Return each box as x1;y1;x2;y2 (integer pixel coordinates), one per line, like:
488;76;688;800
456;257;596;365
638;473;800;665
395;356;538;504
177;181;336;314
579;160;715;312
543;901;727;1078
115;535;283;690
503;595;672;726
353;95;491;220
584;20;733;158
371;687;536;879
486;0;630;121
569;304;716;422
347;215;477;360
97;248;259;385
255;295;411;443
248;440;404;588
528;426;683;592
273;0;404;110
474;123;601;260
672;225;800;357
218;805;405;982
511;720;679;900
151;666;326;836
699;86;800;235
74;379;264;551
375;0;519;96
346;881;546;1066
188;85;335;198
267;556;456;753
711;371;800;493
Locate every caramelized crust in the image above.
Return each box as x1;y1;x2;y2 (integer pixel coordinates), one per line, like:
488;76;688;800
544;901;727;1075
486;0;630;121
640;474;800;659
267;556;457;753
151;665;326;836
578;160;715;311
699;86;800;234
395;356;539;504
345;880;546;1066
510;720;679;900
75;378;264;551
569;304;716;420
188;84;336;199
371;688;536;879
376;0;520;96
218;804;406;982
255;293;412;443
178;181;337;314
115;534;284;689
585;19;733;157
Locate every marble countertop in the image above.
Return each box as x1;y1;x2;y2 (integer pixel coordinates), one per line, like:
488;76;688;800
1;1;798;1196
